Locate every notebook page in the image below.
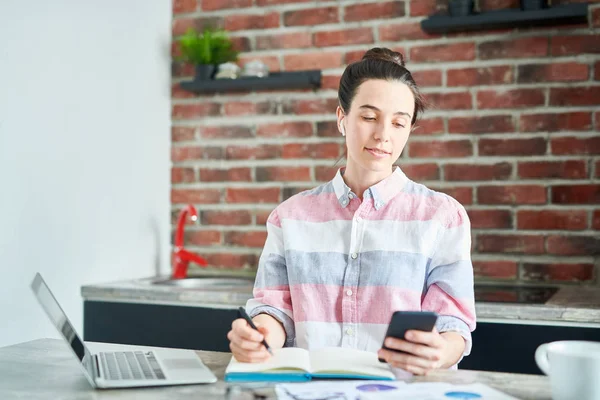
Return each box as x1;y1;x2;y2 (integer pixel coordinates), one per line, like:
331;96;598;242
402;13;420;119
309;347;394;378
226;347;311;374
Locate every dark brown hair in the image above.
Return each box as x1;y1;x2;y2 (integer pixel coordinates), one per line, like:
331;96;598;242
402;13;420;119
338;47;425;125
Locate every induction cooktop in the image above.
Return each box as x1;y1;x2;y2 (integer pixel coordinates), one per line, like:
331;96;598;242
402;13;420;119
474;284;559;304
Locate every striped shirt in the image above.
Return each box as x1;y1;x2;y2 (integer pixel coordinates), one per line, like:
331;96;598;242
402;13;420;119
246;167;476;364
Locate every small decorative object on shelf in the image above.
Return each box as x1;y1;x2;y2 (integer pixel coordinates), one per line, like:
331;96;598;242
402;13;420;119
448;0;475;16
241;60;269;78
520;0;547;11
176;27;239;81
214;62;241;80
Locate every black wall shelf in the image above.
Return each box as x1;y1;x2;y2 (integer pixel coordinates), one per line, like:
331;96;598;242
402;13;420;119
421;3;589;34
180;70;321;94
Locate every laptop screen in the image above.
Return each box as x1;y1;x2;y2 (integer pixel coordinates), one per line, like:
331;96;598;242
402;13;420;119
31;273;95;383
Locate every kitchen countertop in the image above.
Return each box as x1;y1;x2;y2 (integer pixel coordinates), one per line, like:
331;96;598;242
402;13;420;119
81;275;600;326
0;338;552;400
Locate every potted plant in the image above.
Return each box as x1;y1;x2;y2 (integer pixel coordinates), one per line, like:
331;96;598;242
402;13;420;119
176;27;239;81
448;0;475;16
520;0;547;10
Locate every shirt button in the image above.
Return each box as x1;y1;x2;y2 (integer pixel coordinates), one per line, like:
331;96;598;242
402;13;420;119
346;289;353;296
346;328;353;336
348;193;354;199
351;253;358;259
355;216;362;222
341;199;348;206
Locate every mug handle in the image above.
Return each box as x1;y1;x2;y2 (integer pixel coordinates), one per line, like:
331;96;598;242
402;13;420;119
535;343;551;375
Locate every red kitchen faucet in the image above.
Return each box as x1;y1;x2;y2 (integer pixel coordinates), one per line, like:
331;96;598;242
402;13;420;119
172;204;208;279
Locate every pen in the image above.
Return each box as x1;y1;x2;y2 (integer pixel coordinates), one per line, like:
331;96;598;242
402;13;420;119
237;306;274;355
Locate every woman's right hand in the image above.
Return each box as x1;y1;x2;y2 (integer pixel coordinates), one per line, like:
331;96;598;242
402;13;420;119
227;318;271;363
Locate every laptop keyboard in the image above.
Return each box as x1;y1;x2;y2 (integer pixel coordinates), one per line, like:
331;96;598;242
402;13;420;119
100;351;166;381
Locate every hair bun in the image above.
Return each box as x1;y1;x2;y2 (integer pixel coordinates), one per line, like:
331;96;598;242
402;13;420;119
362;47;405;67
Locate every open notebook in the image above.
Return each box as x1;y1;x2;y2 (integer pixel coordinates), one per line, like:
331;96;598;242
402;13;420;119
225;347;395;382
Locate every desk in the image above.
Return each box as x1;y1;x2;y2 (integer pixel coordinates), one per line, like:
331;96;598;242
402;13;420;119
0;339;551;400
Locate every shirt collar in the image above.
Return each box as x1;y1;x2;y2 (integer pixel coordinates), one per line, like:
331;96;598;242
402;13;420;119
332;166;408;210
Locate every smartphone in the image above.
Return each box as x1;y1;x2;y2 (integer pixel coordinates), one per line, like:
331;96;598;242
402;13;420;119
378;311;438;362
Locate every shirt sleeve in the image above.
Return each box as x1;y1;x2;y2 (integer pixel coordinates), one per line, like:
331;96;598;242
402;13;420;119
245;208;295;347
421;200;476;363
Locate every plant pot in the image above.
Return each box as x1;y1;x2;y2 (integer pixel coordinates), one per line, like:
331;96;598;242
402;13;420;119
448;0;475;16
194;64;216;81
520;0;547;10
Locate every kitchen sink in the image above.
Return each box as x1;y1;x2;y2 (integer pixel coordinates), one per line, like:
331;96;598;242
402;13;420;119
147;276;254;289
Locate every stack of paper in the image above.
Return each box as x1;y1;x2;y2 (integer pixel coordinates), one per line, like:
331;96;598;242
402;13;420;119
276;381;519;400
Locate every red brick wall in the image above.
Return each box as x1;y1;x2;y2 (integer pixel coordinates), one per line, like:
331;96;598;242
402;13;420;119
171;0;600;285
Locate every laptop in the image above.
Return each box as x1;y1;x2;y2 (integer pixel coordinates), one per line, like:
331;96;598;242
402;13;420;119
31;272;217;388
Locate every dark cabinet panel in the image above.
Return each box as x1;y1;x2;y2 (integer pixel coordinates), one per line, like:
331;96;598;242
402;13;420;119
460;322;600;374
84;301;236;352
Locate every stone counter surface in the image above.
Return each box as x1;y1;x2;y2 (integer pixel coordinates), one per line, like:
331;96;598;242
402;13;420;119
81;276;600;325
0;339;551;400
82;276;254;308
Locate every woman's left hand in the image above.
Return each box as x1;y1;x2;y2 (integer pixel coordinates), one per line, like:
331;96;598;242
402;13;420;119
377;328;449;375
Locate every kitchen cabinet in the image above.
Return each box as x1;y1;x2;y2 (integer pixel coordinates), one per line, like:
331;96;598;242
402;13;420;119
459;321;600;374
82;279;600;374
84;300;600;374
84;300;237;352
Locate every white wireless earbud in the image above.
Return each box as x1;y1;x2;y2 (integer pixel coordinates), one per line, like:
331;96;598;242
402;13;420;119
340;124;346;136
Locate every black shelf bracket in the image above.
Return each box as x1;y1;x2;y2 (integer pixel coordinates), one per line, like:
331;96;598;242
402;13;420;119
421;3;589;34
180;70;322;94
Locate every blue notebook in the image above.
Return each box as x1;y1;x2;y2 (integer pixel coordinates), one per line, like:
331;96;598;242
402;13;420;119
224;347;395;382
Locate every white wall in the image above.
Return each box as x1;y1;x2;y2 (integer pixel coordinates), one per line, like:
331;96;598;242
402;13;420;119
0;0;172;347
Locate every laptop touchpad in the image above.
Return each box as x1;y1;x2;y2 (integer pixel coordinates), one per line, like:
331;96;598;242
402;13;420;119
162;358;205;370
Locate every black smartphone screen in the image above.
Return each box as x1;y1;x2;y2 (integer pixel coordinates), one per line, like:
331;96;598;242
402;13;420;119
378;311;438;362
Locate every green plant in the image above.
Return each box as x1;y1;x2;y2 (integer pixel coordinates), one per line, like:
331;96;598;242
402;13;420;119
177;27;239;65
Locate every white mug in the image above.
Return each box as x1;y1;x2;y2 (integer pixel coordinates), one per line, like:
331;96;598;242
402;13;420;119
535;340;600;400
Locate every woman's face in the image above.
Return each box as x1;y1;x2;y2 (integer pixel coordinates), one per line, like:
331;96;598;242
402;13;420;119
337;79;414;175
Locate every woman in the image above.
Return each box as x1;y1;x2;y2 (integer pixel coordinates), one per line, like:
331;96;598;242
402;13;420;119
226;47;476;376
